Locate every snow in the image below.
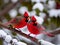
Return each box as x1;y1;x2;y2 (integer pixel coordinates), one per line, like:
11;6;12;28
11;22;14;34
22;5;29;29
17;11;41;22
4;35;12;43
19;6;29;15
9;9;17;18
12;39;27;45
12;39;18;44
39;39;55;45
31;0;40;3
31;0;47;3
7;43;11;45
19;26;30;35
0;30;27;45
2;28;12;35
49;9;60;17
34;16;44;24
16;42;27;45
17;34;32;43
11;0;18;3
0;30;7;38
39;12;46;19
0;0;60;45
48;0;56;9
29;10;36;16
32;3;44;11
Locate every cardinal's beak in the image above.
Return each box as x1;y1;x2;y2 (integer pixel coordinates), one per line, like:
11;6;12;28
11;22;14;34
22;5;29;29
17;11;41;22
27;17;31;22
35;21;37;24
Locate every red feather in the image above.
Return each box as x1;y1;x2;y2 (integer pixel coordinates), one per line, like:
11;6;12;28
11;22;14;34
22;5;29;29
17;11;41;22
27;22;44;35
27;16;45;35
27;16;54;37
24;11;29;17
13;18;27;28
31;16;36;21
12;12;29;28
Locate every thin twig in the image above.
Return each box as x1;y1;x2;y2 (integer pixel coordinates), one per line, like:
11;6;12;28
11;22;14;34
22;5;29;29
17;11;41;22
49;28;60;35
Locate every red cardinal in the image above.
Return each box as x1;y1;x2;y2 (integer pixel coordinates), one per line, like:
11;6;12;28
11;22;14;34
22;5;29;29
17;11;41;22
5;12;30;28
13;12;29;28
11;12;30;28
27;16;54;37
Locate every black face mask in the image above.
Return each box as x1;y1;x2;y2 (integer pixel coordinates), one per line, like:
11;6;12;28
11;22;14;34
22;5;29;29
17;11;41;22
25;17;29;22
25;19;28;22
33;23;37;26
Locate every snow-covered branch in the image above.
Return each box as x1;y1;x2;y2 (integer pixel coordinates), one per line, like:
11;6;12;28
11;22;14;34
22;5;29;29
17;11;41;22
0;22;41;45
0;30;27;45
50;28;60;35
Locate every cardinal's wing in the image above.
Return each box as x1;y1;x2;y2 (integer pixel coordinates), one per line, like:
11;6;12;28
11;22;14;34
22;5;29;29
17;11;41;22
37;24;45;33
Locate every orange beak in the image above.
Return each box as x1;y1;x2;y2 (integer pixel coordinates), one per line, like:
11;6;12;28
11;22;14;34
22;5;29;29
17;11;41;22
27;17;31;22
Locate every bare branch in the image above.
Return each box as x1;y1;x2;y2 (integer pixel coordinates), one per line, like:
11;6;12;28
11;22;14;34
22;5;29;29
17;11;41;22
49;28;60;35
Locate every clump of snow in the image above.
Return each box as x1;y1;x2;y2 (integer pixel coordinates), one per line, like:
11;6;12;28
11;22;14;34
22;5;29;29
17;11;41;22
0;30;7;38
39;12;46;19
31;0;40;3
12;39;18;43
19;6;29;15
9;9;17;18
0;29;27;45
48;9;60;17
8;43;11;45
34;16;44;24
30;34;36;37
19;26;30;35
48;0;56;9
29;10;36;16
31;0;47;3
4;35;12;43
11;0;18;3
12;39;18;44
32;3;44;11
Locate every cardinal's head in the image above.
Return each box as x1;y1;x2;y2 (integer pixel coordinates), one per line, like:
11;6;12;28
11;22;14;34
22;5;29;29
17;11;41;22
24;11;29;18
32;16;44;25
31;16;36;22
24;11;30;22
10;12;30;25
31;16;37;26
